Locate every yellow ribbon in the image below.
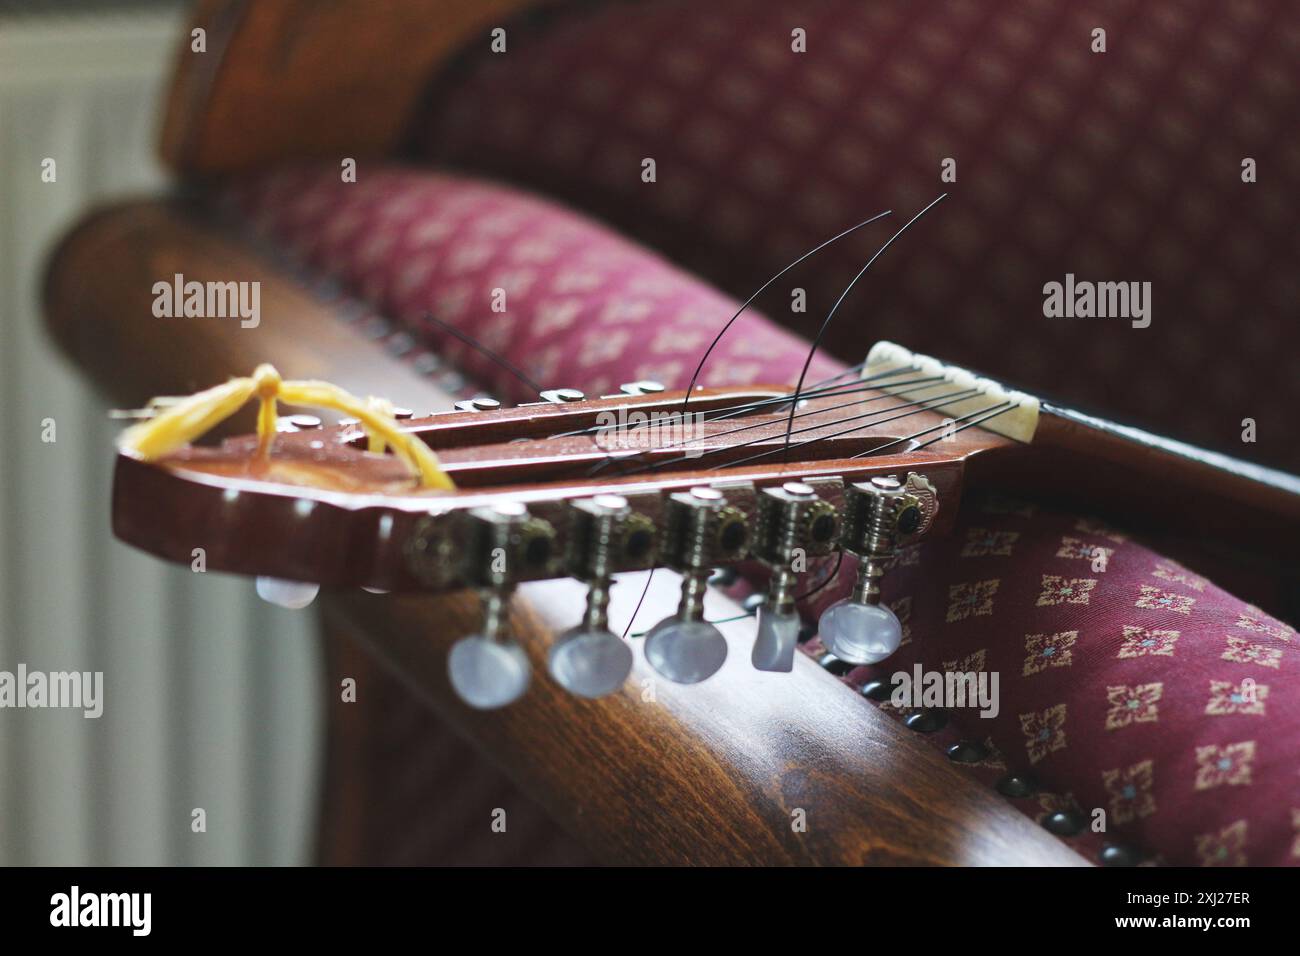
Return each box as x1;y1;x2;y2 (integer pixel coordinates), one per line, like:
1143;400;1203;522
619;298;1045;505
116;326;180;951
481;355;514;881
116;364;454;490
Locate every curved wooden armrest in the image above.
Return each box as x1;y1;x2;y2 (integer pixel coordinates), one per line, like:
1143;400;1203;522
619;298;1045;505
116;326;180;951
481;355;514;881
43;200;1086;865
161;0;543;175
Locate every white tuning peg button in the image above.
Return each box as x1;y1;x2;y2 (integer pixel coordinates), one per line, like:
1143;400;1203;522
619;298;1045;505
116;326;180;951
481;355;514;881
548;626;633;698
751;605;800;672
644;618;728;684
817;599;902;665
255;576;320;609
448;635;531;709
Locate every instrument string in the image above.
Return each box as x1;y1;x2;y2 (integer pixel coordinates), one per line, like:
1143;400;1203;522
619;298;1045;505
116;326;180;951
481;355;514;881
609;381;974;478
589;385;983;482
675;210;894;415
546;360;915;444
714;387;987;472
422;312;544;394
777;193;948;464
629;549;846;637
848;400;1017;458
582;373;947;478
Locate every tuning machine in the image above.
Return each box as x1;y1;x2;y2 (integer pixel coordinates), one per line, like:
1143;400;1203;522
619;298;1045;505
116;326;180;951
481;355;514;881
547;494;655;698
446;501;557;709
750;482;840;672
817;473;937;665
644;486;749;683
254;576;320;609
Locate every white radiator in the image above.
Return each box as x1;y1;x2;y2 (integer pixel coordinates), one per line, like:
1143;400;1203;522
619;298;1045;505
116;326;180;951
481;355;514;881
0;5;320;866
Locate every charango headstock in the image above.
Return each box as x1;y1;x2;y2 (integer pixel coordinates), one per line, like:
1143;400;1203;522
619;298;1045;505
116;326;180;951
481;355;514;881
111;341;1040;706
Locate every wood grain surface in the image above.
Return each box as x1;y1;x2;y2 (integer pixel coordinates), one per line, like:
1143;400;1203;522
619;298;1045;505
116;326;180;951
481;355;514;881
44;199;1089;865
159;0;544;175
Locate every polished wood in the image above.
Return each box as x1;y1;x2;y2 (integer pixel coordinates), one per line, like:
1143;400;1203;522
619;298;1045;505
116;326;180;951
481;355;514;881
43;201;443;421
108;376;1015;589
327;575;1086;865
45;200;1084;864
160;0;543;175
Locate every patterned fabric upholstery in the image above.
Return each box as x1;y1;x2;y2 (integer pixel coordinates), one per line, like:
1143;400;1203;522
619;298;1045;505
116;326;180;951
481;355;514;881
416;0;1300;473
220;161;1297;866
220;165;841;403
791;495;1299;866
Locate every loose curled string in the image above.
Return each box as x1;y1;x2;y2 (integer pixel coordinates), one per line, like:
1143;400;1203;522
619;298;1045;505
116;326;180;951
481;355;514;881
116;363;454;490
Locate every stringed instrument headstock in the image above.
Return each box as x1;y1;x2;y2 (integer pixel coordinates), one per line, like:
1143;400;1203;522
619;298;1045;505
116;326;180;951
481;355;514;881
111;341;1039;706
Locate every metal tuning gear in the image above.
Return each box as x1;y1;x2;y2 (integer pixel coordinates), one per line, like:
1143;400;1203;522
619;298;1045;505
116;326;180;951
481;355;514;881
447;501;556;709
751;482;840;672
643;486;749;684
547;494;653;698
817;473;937;665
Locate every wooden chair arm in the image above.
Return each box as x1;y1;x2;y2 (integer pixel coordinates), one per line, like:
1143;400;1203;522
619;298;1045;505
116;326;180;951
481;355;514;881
160;0;542;175
43;200;1087;865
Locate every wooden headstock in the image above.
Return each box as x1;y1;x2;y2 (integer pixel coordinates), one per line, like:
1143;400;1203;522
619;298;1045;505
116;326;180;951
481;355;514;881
110;337;1300;706
111;376;1021;593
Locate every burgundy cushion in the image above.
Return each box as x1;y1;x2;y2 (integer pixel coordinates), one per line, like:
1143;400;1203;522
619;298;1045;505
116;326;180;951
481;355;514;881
796;493;1299;866
219;165;842;403
415;0;1300;473
221;164;1298;866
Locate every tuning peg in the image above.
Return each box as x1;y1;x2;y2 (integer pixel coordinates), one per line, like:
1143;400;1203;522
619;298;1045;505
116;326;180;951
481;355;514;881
447;502;556;709
817;474;937;665
539;387;585;404
549;495;635;697
644;487;749;683
548;495;653;698
751;482;840;672
255;576;320;609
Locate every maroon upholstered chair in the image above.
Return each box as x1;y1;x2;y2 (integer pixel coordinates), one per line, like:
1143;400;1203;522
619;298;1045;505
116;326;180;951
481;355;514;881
215;160;1300;866
44;0;1299;866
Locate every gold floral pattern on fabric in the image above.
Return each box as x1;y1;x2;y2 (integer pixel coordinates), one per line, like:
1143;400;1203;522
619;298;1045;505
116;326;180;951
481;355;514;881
1023;630;1077;676
945;579;1000;622
1056;536;1113;570
1037;575;1096;606
1102;759;1157;823
1151;562;1206;592
1194;742;1256;790
1020;704;1068;764
1135;585;1196;615
942;649;988;675
1105;683;1162;730
1235;611;1294;641
1220;634;1281;669
1116;625;1180;659
1195;821;1248;867
961;527;1020;557
1205;680;1268;716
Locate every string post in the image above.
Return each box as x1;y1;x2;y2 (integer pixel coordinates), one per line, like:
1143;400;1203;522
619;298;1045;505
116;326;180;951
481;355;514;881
818;473;937;665
447;502;556;710
547;494;646;698
643;487;748;683
751;481;840;672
